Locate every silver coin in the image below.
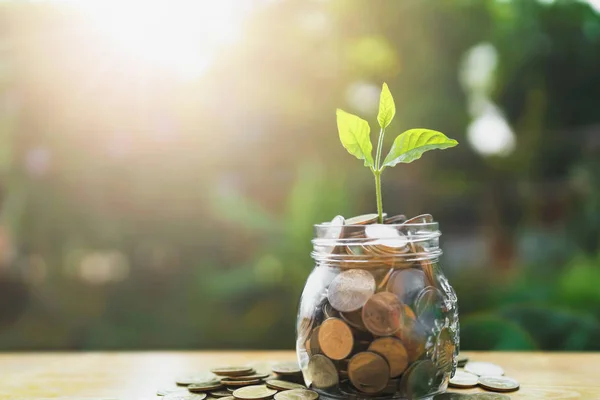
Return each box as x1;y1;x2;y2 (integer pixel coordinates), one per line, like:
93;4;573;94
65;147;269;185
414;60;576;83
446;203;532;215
448;370;479;388
464;362;504;377
327;269;375;312
478;375;520;392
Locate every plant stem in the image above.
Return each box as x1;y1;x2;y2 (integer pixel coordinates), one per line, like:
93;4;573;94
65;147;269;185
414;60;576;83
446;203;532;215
374;170;383;223
374;128;386;223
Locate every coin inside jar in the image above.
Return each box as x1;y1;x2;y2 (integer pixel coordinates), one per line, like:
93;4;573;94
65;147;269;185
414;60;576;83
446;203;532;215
317;318;354;360
399;360;442;399
386;268;427;305
367;337;409;378
306;354;339;389
415;286;445;329
327;269;376;313
347;351;390;394
362;292;406;336
434;328;456;374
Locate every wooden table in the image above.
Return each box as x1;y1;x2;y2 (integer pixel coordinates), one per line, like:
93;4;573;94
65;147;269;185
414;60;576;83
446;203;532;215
0;351;598;399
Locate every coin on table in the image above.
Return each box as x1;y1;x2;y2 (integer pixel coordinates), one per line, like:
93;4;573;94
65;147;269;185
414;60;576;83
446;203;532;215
266;379;306;391
221;379;263;387
433;394;472;399
348;351;390;394
464;362;504;377
224;373;271;381
399;360;443;399
317;317;354;360
164;393;208;400
345;213;379;225
176;375;219;386
362;292;406;336
217;397;236;400
457;353;469;367
469;394;511;400
478;375;520;392
448;370;479;388
271;361;302;375
211;367;255;376
232;384;278;400
274;389;319;400
211;391;236;397
368;337;408;378
158;388;189;396
306;354;339;389
188;381;224;392
328;269;376;312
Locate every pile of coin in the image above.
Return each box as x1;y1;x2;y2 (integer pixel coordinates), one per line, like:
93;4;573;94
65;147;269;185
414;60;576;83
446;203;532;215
157;362;319;400
298;213;460;399
446;357;520;396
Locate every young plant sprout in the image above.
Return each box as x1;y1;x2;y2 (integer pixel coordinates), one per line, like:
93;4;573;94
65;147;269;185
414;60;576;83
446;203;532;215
336;83;459;223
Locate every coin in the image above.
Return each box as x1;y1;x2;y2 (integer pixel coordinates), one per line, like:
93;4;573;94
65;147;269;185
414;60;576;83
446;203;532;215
317;317;354;360
469;394;511;399
464;362;504;377
345;213;379;225
306;354;339;389
211;367;255;377
322;302;339;319
415;286;444;323
386;269;427;305
362;292;406;336
158;388;189;396
348;351;390;394
399;360;443;399
365;224;409;253
327;269;376;312
368;337;408;378
448;370;479;388
177;375;219;386
434;328;456;374
221;379;263;387
318;215;345;254
274;389;319;400
394;307;425;362
188;382;224;392
457;353;469;367
271;361;301;375
232;385;277;400
339;309;367;331
266;379;306;391
217;397;236;400
433;394;472;399
384;214;407;224
478;375;520;392
164;393;208;400
402;214;433;225
223;374;271;381
212;391;236;397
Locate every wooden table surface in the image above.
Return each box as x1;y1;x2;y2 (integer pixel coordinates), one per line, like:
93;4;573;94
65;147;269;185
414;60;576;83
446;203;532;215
0;351;598;400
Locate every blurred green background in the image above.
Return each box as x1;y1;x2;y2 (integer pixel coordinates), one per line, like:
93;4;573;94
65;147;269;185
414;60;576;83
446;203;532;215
0;0;598;351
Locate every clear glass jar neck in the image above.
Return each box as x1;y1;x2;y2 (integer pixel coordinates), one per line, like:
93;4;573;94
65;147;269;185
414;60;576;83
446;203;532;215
311;221;442;267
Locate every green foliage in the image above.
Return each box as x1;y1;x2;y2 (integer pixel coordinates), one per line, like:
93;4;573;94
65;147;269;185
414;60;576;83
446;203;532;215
382;129;458;168
377;82;395;129
460;314;537;350
335;109;373;168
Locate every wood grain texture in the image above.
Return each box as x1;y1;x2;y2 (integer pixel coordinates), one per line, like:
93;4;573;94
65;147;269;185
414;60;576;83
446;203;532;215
0;351;598;399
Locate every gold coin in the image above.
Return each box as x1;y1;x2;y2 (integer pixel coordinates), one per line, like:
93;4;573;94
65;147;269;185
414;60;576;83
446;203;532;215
345;213;379;225
271;361;301;375
306;326;321;356
347;351;390;394
274;389;319;400
223;373;271;381
448;370;479;388
221;379;263;387
362;292;406;336
188;382;224;392
368;337;409;378
327;269;376;312
217;397;236;400
306;354;339;389
232;385;277;400
317;317;354;360
176;375;219;386
212;391;236;397
266;379;306;391
478;376;520;392
211;367;255;376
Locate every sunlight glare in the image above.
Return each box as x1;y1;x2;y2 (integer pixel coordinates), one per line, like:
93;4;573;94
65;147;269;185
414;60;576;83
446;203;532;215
72;0;246;80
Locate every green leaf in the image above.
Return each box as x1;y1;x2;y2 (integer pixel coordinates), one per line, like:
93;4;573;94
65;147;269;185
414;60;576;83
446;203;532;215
336;109;374;168
377;82;395;129
382;129;458;167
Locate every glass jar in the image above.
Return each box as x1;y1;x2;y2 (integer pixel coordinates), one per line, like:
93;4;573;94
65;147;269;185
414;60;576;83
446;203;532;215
296;215;459;400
